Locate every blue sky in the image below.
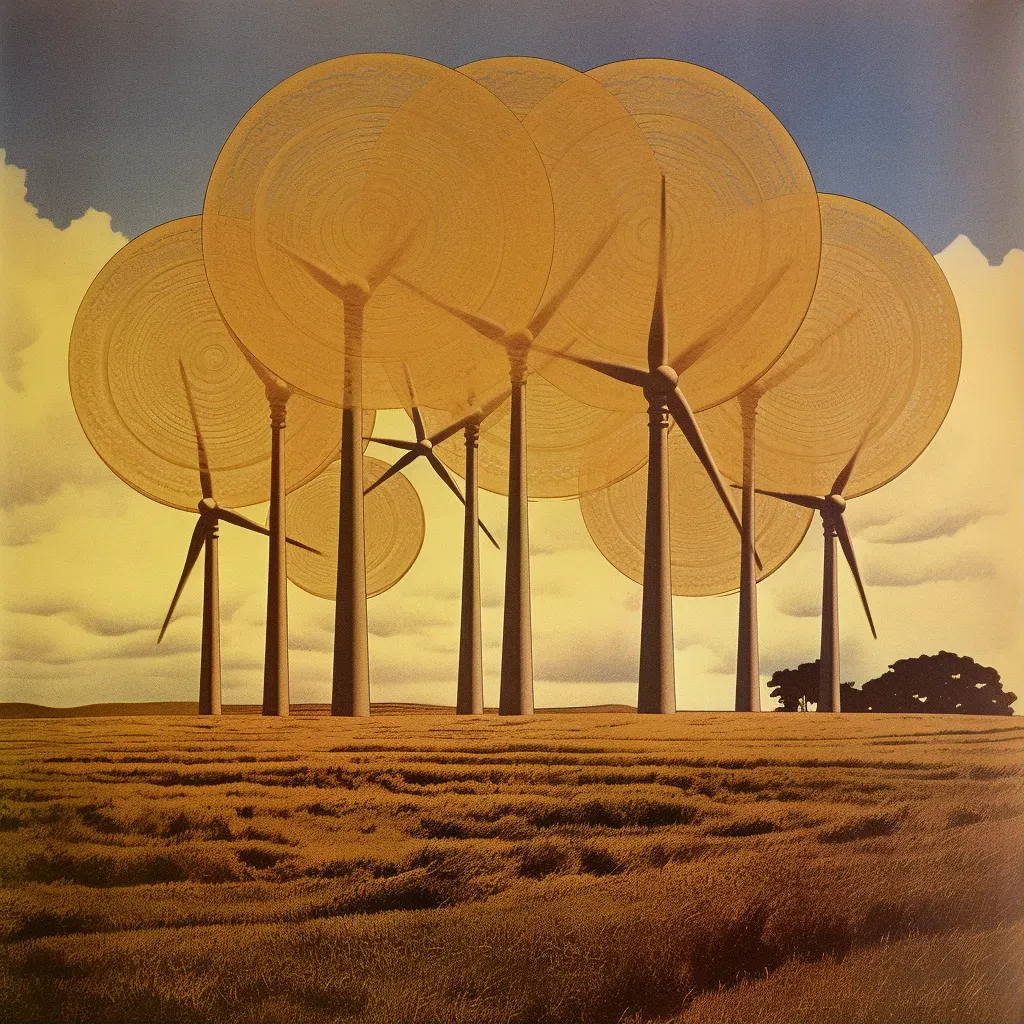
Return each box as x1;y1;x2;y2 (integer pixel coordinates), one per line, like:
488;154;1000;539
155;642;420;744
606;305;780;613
2;0;1021;258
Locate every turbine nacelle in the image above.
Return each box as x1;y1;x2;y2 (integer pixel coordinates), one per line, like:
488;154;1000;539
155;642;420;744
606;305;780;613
270;240;375;304
825;493;847;515
508;327;534;344
334;275;372;302
505;327;535;360
643;364;680;402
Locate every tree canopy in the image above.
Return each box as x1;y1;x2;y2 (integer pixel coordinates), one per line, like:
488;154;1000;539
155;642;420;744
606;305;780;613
851;652;1015;714
768;661;821;712
769;652;1016;714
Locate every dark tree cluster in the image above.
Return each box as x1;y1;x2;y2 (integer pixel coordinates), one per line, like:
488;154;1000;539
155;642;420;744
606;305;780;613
768;661;819;712
769;652;1016;715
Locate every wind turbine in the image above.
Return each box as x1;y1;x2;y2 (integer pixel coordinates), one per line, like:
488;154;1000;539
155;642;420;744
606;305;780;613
70;216;347;717
270;231;418;717
540;180;744;713
234;347;367;717
756;443;877;713
728;321;858;711
366;370;510;715
157;364;319;714
393;218;625;715
698;194;963;712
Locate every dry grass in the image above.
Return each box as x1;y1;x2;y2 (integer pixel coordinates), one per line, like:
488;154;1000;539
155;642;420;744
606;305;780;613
673;922;1024;1024
0;709;1021;1023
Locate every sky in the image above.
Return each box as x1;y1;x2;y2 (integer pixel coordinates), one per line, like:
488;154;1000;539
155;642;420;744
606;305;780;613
2;0;1021;258
1;0;1022;710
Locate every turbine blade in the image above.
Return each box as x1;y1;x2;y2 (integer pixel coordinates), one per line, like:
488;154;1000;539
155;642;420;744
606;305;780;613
666;387;742;536
673;258;795;377
648;176;668;372
368;437;418;451
477;515;500;550
430;386;514;445
235;335;279;389
409;406;426;443
477;385;515;424
832;389;891;496
528;214;622;340
534;344;648;388
401;365;426;441
367;220;420;291
431;412;482;447
285;536;322;554
754;488;827;511
831;429;872;495
215;507;271;537
430;451;498;549
834;514;877;639
753;308;862;399
158;519;207;643
216;506;322;554
179;361;213;501
364;449;419;496
392;274;508;343
270;239;350;303
427;450;468;506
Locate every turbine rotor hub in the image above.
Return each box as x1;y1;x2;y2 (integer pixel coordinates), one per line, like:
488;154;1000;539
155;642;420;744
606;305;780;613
198;497;217;514
339;276;371;301
508;328;534;347
826;493;847;514
644;364;679;403
417;439;433;453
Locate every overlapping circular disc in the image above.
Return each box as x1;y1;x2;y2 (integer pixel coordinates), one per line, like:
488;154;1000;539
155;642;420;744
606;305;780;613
69;217;362;513
420;377;650;499
541;58;821;415
697;195;962;499
286;457;424;600
203;53;555;411
458;57;662;377
581;430;813;596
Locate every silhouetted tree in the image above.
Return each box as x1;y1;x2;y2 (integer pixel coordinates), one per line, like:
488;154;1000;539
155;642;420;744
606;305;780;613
850;652;1015;715
770;652;1014;715
838;680;870;713
769;661;833;711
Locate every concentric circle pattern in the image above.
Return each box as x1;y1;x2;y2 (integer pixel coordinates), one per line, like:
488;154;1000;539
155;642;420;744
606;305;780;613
203;53;555;412
581;430;813;596
69;217;355;512
420;377;650;499
459;57;662;381
697;195;962;498
286;457;424;600
541;59;821;415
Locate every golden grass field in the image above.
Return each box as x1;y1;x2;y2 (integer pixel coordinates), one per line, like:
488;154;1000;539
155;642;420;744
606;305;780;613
1;706;1022;1024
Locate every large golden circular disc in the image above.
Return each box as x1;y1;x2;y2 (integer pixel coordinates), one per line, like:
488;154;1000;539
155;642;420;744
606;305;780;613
581;430;813;596
459;57;662;379
419;376;650;499
542;59;821;415
69;217;358;512
202;53;554;411
697;194;962;498
286;457;424;600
